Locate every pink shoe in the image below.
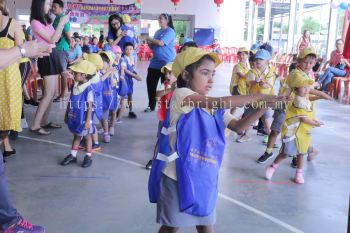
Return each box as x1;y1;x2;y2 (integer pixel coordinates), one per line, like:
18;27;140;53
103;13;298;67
294;171;304;184
307;148;318;161
4;218;45;233
265;165;276;180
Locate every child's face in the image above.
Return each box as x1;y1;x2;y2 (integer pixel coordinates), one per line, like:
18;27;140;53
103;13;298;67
83;37;89;45
254;59;268;70
124;46;134;56
73;72;86;83
299;56;316;73
238;52;248;62
103;61;110;70
188;59;216;95
165;71;176;84
93;38;98;45
296;85;311;97
115;51;122;61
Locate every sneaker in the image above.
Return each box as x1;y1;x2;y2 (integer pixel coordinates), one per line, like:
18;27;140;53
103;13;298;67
294;171;304;184
109;127;115;136
252;125;259;131
98;128;104;135
257;152;273;164
236;134;251;143
92;143;101;151
21;118;29;129
144;107;153;113
257;129;267;136
82;155;92;168
129;111;137;119
265;165;276;180
103;134;111;143
262;135;268;144
307;148;318;161
3;218;45;233
145;160;152;170
116;118;122;124
291;156;297;168
24;98;39;106
60;154;77;166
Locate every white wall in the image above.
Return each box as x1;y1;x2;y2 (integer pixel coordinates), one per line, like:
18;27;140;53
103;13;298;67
7;0;245;46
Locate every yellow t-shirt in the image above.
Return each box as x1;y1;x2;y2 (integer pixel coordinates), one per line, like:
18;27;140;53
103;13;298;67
229;62;250;95
247;64;276;95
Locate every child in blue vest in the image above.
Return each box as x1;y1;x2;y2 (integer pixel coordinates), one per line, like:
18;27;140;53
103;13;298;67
61;60;96;168
148;48;287;232
99;51;117;143
123;42;142;119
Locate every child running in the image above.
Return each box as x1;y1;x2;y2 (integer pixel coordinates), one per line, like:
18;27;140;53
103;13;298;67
123;42;142;119
148;47;287;233
145;62;176;170
265;69;324;184
61;60;96;168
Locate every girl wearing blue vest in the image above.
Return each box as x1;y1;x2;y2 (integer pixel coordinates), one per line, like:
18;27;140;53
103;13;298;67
148;48;287;233
61;60;96;168
99;51;117;143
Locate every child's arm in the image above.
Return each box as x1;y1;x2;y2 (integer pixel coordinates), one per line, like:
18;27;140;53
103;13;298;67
120;65;125;80
228;108;267;134
300;116;323;127
124;69;142;81
84;101;93;130
100;67;117;82
309;89;333;101
156;88;172;98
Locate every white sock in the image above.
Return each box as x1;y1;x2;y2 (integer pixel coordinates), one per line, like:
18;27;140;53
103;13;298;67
71;149;78;157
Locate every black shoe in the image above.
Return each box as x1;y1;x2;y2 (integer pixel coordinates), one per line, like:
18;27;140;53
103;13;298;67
82;155;92;168
145;160;152;170
252;125;259;131
257;129;267;136
291;156;297;168
3;149;16;158
144;107;153;113
257;152;273;164
9;131;18;140
129;112;137;119
53;97;63;103
24;98;39;106
60;154;77;166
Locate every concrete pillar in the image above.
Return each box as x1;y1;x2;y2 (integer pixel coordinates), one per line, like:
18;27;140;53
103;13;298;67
326;6;338;59
286;0;297;54
247;0;254;46
263;0;271;42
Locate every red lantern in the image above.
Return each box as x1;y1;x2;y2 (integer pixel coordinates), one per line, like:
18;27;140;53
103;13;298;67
214;0;223;8
136;0;142;4
171;0;180;6
110;0;113;3
253;0;265;5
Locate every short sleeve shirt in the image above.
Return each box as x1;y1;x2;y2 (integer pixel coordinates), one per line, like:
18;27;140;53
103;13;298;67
53;14;70;51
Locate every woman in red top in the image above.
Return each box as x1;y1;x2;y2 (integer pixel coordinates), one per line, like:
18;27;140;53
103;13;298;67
297;30;311;55
317;39;350;91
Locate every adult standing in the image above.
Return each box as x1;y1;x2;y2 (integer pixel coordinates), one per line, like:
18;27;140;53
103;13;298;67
296;29;311;55
29;0;69;135
107;14;125;48
0;40;51;233
143;13;176;112
317;39;350;91
52;0;71;102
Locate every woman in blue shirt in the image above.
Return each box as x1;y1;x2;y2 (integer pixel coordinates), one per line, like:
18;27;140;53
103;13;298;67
143;13;176;112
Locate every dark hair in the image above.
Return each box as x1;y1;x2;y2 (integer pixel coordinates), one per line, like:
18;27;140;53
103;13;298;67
249;53;255;63
30;0;52;25
108;14;124;40
260;42;273;55
85;74;94;80
52;0;64;8
100;53;110;64
179;41;198;53
123;42;134;50
0;0;9;16
177;55;215;88
336;39;344;45
160;13;174;30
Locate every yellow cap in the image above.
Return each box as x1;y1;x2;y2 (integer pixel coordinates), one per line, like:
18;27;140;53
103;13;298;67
172;47;221;78
122;14;131;24
286;69;314;89
83;53;104;70
298;47;317;59
99;51;115;65
161;62;173;74
238;47;249;54
69;60;97;75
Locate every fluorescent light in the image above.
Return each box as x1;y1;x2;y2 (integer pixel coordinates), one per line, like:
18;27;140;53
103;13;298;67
18;15;30;21
71;23;81;28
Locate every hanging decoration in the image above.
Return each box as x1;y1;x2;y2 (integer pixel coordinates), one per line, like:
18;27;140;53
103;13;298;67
253;0;265;5
171;0;180;7
136;0;142;4
214;0;223;8
339;2;349;10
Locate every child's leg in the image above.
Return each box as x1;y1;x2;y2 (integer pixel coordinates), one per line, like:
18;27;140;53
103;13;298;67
85;134;92;157
117;98;126;120
71;135;81;153
92;126;99;144
128;94;133;112
266;130;279;150
296;154;304;170
110;110;117;127
61;135;80;166
261;116;271;135
158;226;179;233
101;119;109;133
266;152;287;180
295;154;305;184
196;225;215;233
2;137;13;152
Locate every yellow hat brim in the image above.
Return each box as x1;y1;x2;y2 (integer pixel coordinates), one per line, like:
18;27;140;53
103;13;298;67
161;62;173;74
99;51;115;65
83;53;104;70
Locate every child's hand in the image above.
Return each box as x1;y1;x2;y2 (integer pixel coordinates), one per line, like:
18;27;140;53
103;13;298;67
314;120;324;127
322;93;333;101
84;121;91;130
109;67;117;74
119;74;125;80
135;74;142;81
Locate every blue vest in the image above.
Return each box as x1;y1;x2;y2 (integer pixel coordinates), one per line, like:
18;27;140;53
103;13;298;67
148;108;226;217
102;76;114;111
68;86;93;135
109;73;119;111
91;74;103;120
123;56;135;95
